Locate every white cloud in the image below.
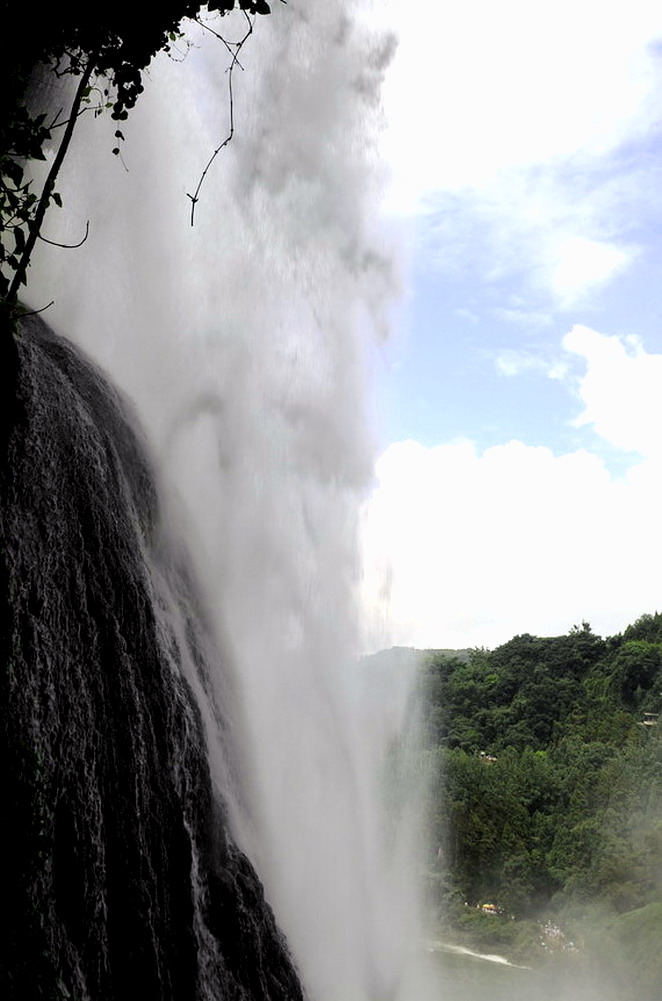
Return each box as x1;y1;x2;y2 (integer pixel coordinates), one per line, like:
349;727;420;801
564;324;662;458
547;237;632;307
493;307;552;329
494;348;547;377
361;327;662;650
377;0;662;305
380;0;662;205
419;169;642;308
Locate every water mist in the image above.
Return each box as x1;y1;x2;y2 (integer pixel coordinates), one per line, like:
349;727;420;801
24;3;436;1000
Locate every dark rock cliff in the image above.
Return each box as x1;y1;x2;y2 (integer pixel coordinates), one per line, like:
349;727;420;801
0;315;304;1001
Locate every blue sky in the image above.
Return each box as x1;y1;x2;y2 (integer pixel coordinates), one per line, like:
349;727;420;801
382;214;662;465
361;0;662;650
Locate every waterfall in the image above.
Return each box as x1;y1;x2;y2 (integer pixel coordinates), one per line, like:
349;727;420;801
10;2;437;999
2;314;306;1000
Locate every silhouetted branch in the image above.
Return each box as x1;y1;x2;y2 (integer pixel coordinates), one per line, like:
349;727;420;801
47;107;65;130
16;299;55;318
197;16;246;68
8;54;98;301
38;220;90;249
186;11;253;226
48;103;97;131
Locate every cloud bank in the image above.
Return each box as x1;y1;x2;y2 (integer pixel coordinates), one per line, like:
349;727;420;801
378;0;662;307
361;327;662;650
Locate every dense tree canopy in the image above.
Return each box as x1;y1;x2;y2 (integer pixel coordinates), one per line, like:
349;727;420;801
411;613;662;927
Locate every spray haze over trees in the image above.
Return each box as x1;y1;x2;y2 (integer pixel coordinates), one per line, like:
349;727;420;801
409;612;662;998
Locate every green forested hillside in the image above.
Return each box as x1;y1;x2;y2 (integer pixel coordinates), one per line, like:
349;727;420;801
417;614;662;936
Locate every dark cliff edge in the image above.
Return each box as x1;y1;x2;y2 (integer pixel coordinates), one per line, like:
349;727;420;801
0;314;305;1001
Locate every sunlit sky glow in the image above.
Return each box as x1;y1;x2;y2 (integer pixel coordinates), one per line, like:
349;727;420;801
361;0;662;651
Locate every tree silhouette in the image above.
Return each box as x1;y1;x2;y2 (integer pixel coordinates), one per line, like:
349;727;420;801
0;1;279;317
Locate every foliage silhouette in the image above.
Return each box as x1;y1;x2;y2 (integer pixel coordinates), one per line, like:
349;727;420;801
0;1;281;316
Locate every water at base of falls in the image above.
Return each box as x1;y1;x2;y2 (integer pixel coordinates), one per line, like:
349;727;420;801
1;314;305;1001
430;941;631;1001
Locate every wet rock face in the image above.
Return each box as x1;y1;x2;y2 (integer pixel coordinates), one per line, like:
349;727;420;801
1;316;305;1001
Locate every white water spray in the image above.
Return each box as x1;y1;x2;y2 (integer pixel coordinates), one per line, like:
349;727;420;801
28;4;436;999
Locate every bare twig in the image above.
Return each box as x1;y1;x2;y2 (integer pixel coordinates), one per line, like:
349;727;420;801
196;15;246;68
37;220;90;249
49;104;101;131
17;299;55;318
8;53;98;302
47;107;65;130
186;11;253;226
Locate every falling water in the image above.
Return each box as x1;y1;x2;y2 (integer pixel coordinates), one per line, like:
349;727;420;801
22;2;437;999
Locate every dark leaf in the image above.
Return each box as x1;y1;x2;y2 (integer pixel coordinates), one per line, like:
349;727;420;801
3;160;24;186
